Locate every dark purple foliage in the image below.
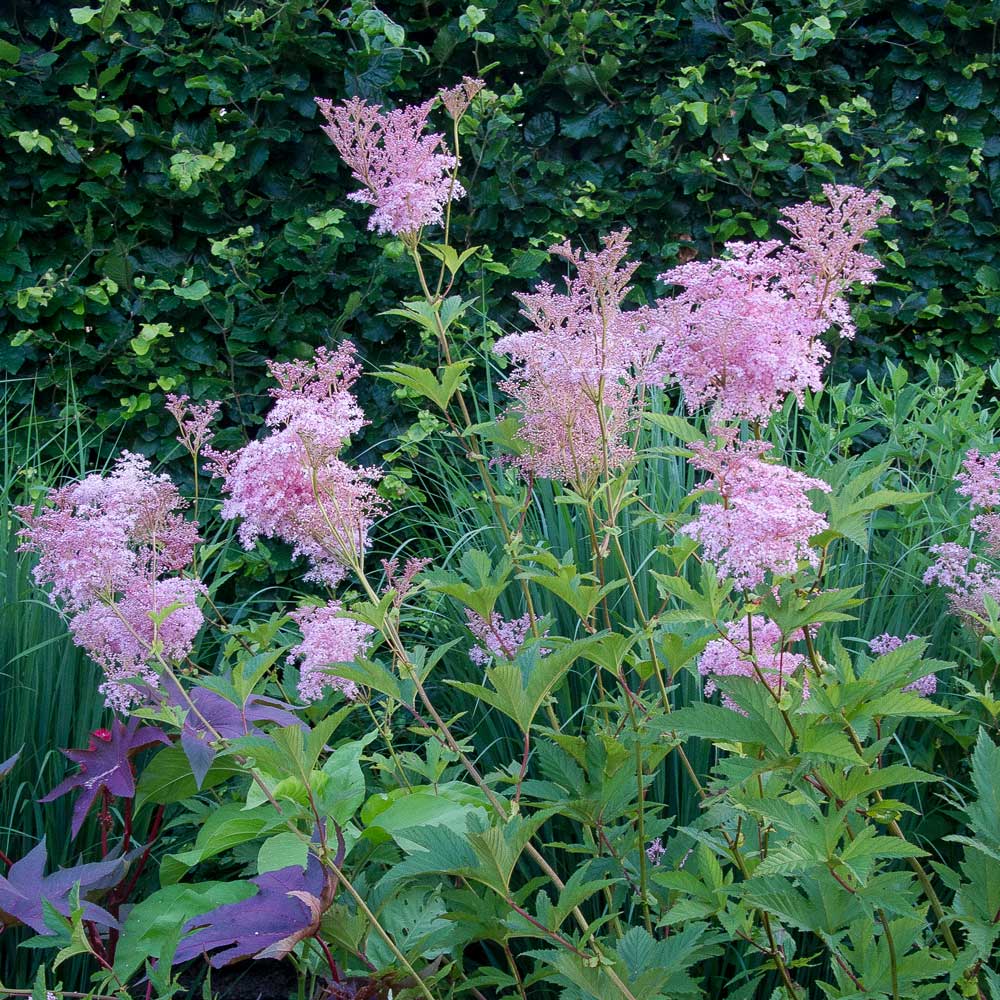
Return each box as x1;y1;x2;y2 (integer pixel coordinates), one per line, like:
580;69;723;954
169;678;302;788
0;838;123;934
40;719;170;838
174;856;332;967
0;747;21;781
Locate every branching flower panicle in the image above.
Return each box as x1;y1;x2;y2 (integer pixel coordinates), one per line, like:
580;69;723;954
287;602;375;703
681;432;831;590
778;183;892;337
207;342;385;586
494;229;656;486
166;394;220;458
315;96;462;237
466;610;549;666
652;185;889;422
438;76;486;120
16;452;204;710
699;615;809;711
924;542;1000;628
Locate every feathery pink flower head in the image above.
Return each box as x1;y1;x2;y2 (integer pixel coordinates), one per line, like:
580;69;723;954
681;432;830;590
956;449;1000;549
72;576;205;712
494;230;657;486
315;96;462;236
645;838;666;866
207;342;385;586
699;616;809;712
382;556;432;608
166;394;220;457
465;609;549;666
651;185;889;422
778;184;891;336
16;452;198;610
287;602;374;703
16;452;204;711
924;542;1000;627
651;241;828;423
439;76;486;119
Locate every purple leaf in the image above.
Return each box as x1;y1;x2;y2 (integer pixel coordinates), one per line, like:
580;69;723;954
174;856;333;968
40;719;170;838
0;838;123;934
0;747;22;782
166;677;302;789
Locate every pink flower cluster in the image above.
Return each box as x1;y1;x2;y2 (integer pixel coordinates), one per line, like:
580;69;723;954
925;449;1000;627
956;449;1000;509
867;634;937;697
382;556;432;607
166;394;220;457
681;433;830;590
439;76;486;120
494;230;657;486
645;838;666;866
923;542;1000;628
956;448;1000;552
652;185;890;424
699;616;809;712
287;602;374;703
466;609;548;666
651;241;829;424
207;342;385;586
16;452;204;711
315;96;462;237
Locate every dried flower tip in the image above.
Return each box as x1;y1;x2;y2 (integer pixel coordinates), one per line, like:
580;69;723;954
439;76;486;119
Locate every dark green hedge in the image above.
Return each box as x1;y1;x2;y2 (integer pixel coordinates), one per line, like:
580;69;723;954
2;0;998;458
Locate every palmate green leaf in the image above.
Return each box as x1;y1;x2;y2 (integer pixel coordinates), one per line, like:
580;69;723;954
428;548;511;620
797;723;864;764
363;784;489;852
615;923;723;999
329;657;403;701
365;886;452;969
378;358;473;413
651;565;729;622
447;636;600;733
732;874;820;933
160;803;271;885
948;848;1000;960
827;763;935;803
422;242;482;277
760;586;862;635
523;561;625;620
755;840;829;878
643;412;707;443
524;949;623;1000
966;727;1000;846
837;826;927;885
381;295;471;338
113;881;256;981
664;701;786;753
466;812;555;893
862;689;954;719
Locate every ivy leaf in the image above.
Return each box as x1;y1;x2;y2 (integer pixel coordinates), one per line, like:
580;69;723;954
173;856;333;967
39;719;170;837
0;838;123;934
